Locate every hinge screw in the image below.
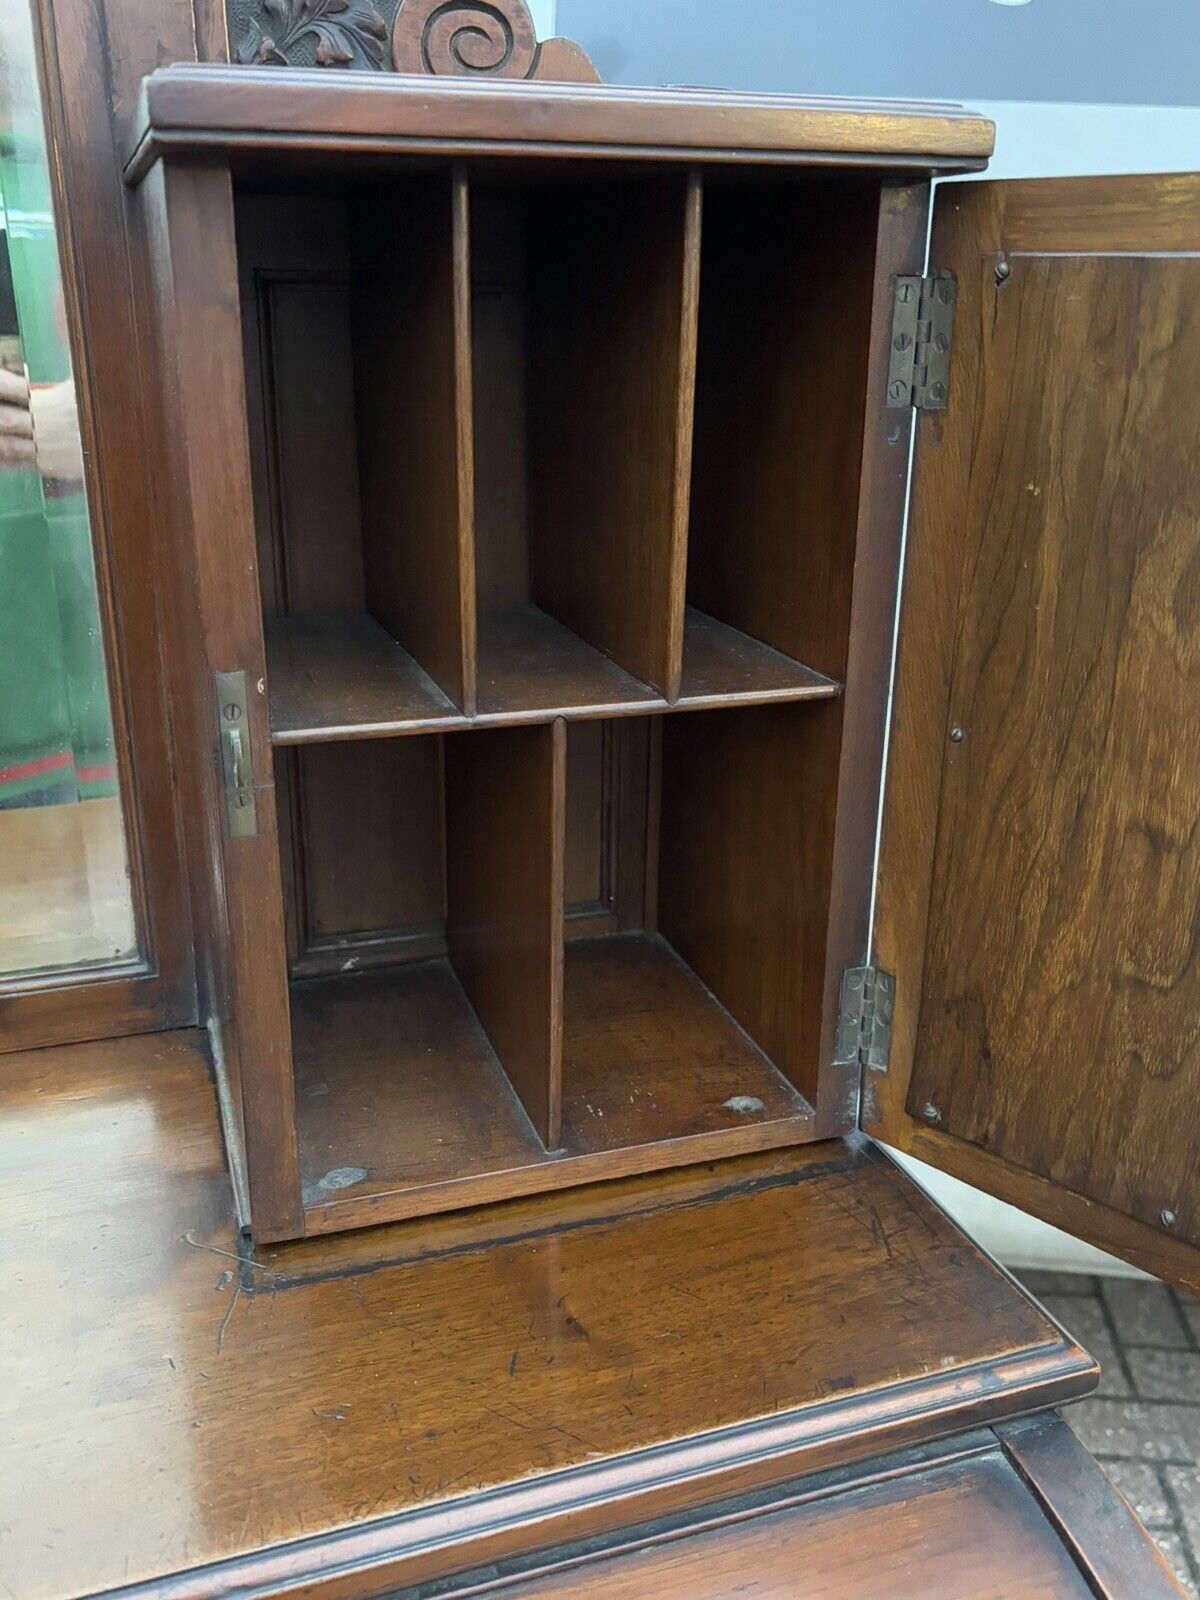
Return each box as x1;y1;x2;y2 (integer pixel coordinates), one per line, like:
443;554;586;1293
949;726;965;743
1162;1208;1177;1228
995;258;1011;286
888;379;909;403
224;702;242;721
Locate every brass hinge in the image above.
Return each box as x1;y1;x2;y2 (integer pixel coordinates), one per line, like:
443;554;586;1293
214;670;258;839
886;272;956;411
833;965;895;1075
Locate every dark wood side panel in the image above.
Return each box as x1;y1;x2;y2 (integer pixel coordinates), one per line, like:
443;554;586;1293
999;1414;1187;1599
235;192;364;618
687;174;878;678
288;738;446;963
482;1448;1097;1599
658;702;842;1109
528;172;699;699
140;161;302;1239
870;174;1200;1291
446;719;566;1145
351;167;476;712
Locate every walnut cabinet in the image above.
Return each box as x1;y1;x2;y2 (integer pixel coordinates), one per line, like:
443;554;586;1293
130;62;1200;1296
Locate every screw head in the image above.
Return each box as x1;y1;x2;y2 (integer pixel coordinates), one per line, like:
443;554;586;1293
893;331;912;352
888;379;909;402
922;1103;942;1124
995;259;1011;285
1162;1208;1177;1228
949;726;965;743
927;381;947;403
935;279;954;303
898;281;915;303
224;702;242;722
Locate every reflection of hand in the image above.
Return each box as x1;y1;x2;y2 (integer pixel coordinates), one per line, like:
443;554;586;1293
0;367;36;470
30;376;85;483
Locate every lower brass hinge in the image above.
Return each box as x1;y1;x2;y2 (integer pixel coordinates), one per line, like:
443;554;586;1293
886;272;956;410
833;965;895;1077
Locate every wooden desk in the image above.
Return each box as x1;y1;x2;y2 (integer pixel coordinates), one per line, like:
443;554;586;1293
1;1026;1178;1598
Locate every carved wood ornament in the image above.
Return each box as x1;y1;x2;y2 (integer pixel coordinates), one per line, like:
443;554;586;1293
235;0;600;81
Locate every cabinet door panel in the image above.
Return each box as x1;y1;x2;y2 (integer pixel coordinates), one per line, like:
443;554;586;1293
871;175;1200;1289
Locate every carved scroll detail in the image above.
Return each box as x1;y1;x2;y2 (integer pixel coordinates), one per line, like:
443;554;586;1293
392;0;538;79
232;0;599;78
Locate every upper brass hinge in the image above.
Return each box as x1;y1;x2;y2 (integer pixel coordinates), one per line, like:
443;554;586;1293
833;965;895;1082
886;272;956;411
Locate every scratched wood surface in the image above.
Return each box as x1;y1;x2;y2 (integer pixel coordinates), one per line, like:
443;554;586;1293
482;1451;1095;1599
0;1028;1092;1600
871;177;1200;1282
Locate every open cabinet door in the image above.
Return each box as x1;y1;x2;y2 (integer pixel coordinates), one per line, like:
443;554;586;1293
868;174;1200;1291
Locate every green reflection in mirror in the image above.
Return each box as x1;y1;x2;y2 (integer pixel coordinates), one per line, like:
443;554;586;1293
0;3;136;976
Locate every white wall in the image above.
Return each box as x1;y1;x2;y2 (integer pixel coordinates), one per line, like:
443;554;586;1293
529;0;557;41
889;101;1200;1277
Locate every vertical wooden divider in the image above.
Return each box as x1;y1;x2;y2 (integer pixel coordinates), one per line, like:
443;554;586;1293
445;718;566;1149
352;164;477;714
527;170;701;700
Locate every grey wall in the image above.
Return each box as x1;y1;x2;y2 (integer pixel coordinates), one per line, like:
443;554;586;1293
556;0;1200;106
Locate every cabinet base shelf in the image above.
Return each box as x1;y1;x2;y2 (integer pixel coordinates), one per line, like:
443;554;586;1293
292;933;815;1236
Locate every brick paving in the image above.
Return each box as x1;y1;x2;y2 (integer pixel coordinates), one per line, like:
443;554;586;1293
1016;1271;1200;1597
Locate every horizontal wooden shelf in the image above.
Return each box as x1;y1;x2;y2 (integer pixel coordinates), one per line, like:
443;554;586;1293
677;607;839;707
268;608;840;744
266;614;469;743
476;603;662;721
293;933;814;1231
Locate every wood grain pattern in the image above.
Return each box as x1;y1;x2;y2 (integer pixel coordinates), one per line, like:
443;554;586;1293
0;1027;1094;1600
287;737;446;957
688;176;878;679
659;702;843;1109
528;172;698;699
484;1451;1094;1599
561;932;810;1150
447;720;565;1146
266;614;468;741
676;608;841;707
999;1415;1188;1599
141;159;303;1238
351;168;476;712
288;937;816;1232
234;192;364;618
266;608;840;741
125;66;995;186
476;603;662;721
870;176;1200;1290
292;958;548;1205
